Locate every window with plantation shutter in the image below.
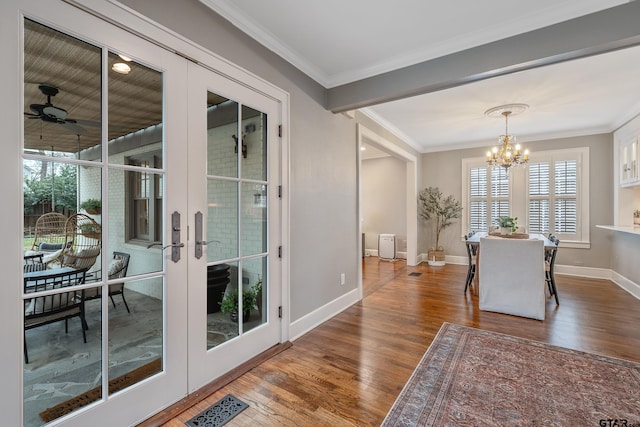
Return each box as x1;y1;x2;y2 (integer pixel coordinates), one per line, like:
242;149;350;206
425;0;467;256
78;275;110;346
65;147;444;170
528;162;550;233
554;160;578;233
466;165;510;232
527;158;579;235
490;168;509;228
463;147;589;247
469;167;487;230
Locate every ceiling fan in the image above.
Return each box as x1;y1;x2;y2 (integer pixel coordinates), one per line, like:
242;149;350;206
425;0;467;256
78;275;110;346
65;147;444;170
24;84;87;134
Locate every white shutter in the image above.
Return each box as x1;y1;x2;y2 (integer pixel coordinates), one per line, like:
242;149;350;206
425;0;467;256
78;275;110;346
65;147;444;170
491;200;510;227
469;167;487;231
529;199;549;233
528;162;550;233
470;167;487;197
470;201;487;230
554;160;578;234
491;167;509;197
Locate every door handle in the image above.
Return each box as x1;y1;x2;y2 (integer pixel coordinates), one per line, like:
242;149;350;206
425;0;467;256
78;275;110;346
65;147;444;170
146;242;185;251
146;211;183;263
194;211;221;259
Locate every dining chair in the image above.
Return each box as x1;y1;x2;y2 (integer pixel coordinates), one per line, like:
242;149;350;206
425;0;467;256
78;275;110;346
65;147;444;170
23;268;88;364
479;237;546;320
545;235;560;305
84;252;131;312
464;231;477;293
23;253;45;273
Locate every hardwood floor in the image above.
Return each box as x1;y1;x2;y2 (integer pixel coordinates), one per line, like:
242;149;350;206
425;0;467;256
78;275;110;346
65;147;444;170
150;257;640;426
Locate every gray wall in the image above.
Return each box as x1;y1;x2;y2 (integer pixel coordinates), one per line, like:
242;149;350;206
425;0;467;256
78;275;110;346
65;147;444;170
119;0;359;321
361;157;407;253
612;232;640;284
421;133;614;269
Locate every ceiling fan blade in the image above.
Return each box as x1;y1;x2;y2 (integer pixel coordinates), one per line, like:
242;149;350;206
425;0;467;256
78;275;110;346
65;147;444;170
71;118;99;127
42;105;68;119
72;119;125;132
58;121;87;135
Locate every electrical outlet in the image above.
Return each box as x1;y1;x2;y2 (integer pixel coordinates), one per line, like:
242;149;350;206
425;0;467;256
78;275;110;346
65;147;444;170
340;273;345;285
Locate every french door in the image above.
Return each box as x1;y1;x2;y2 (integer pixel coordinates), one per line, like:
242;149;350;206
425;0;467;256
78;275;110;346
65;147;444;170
186;64;282;390
19;7;189;426
12;1;283;425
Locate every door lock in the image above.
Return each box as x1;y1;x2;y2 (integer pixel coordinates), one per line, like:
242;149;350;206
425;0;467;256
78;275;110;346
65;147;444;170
146;211;183;263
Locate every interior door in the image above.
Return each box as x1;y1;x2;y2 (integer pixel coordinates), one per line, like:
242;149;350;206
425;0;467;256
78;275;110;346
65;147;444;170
19;3;189;426
186;63;282;390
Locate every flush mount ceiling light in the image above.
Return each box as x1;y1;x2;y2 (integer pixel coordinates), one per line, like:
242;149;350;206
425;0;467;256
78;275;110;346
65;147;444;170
112;62;131;75
485;103;530;170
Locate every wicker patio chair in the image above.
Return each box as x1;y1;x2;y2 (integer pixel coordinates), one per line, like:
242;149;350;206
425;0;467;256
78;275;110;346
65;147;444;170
30;212;67;252
46;213;102;270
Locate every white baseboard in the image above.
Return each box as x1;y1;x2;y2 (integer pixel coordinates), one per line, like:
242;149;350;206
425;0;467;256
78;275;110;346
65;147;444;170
554;264;611;280
289;288;359;342
364;249;407;259
610;271;640;300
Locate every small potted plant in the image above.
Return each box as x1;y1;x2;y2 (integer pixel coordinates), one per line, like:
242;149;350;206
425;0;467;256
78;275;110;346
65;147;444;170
80;198;101;215
79;222;101;239
418;187;463;266
497;216;518;235
634;210;640;225
252;276;263;318
219;287;258;323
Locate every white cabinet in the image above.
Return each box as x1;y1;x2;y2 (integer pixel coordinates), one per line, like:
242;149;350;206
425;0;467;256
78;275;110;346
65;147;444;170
620;137;639;186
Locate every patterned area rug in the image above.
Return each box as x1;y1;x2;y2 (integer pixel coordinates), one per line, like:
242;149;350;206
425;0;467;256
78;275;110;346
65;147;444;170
382;323;640;426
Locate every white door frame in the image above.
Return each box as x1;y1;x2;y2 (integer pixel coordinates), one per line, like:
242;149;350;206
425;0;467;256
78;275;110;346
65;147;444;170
357;124;418;296
186;62;283;391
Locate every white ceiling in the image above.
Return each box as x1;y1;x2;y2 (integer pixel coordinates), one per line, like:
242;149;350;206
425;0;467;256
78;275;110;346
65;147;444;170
201;0;640;153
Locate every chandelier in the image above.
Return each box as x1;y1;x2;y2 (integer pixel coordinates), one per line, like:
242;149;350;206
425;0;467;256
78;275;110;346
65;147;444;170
485;104;529;169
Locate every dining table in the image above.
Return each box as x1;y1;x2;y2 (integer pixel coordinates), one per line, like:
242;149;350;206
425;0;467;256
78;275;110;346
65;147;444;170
466;231;556;248
23;266;77;293
465;231;557;294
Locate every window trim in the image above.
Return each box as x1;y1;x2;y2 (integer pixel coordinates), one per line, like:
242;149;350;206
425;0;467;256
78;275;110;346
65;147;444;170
462;147;590;249
125;150;163;245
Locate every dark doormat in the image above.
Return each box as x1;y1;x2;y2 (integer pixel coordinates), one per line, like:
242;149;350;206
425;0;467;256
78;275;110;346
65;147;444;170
408;272;422;277
185;394;248;427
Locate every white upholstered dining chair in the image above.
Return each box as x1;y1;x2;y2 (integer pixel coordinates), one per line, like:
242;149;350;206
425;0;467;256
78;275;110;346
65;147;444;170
478;237;546;320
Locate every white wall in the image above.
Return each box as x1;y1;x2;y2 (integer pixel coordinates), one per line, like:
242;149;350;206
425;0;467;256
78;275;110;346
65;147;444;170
361;157;407;254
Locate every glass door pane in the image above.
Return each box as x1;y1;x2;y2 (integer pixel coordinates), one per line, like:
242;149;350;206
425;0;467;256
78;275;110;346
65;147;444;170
203;91;268;350
23;19;103;427
22;18;169;426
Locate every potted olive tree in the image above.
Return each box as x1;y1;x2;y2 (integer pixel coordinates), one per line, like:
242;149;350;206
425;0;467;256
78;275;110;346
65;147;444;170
419;187;462;266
